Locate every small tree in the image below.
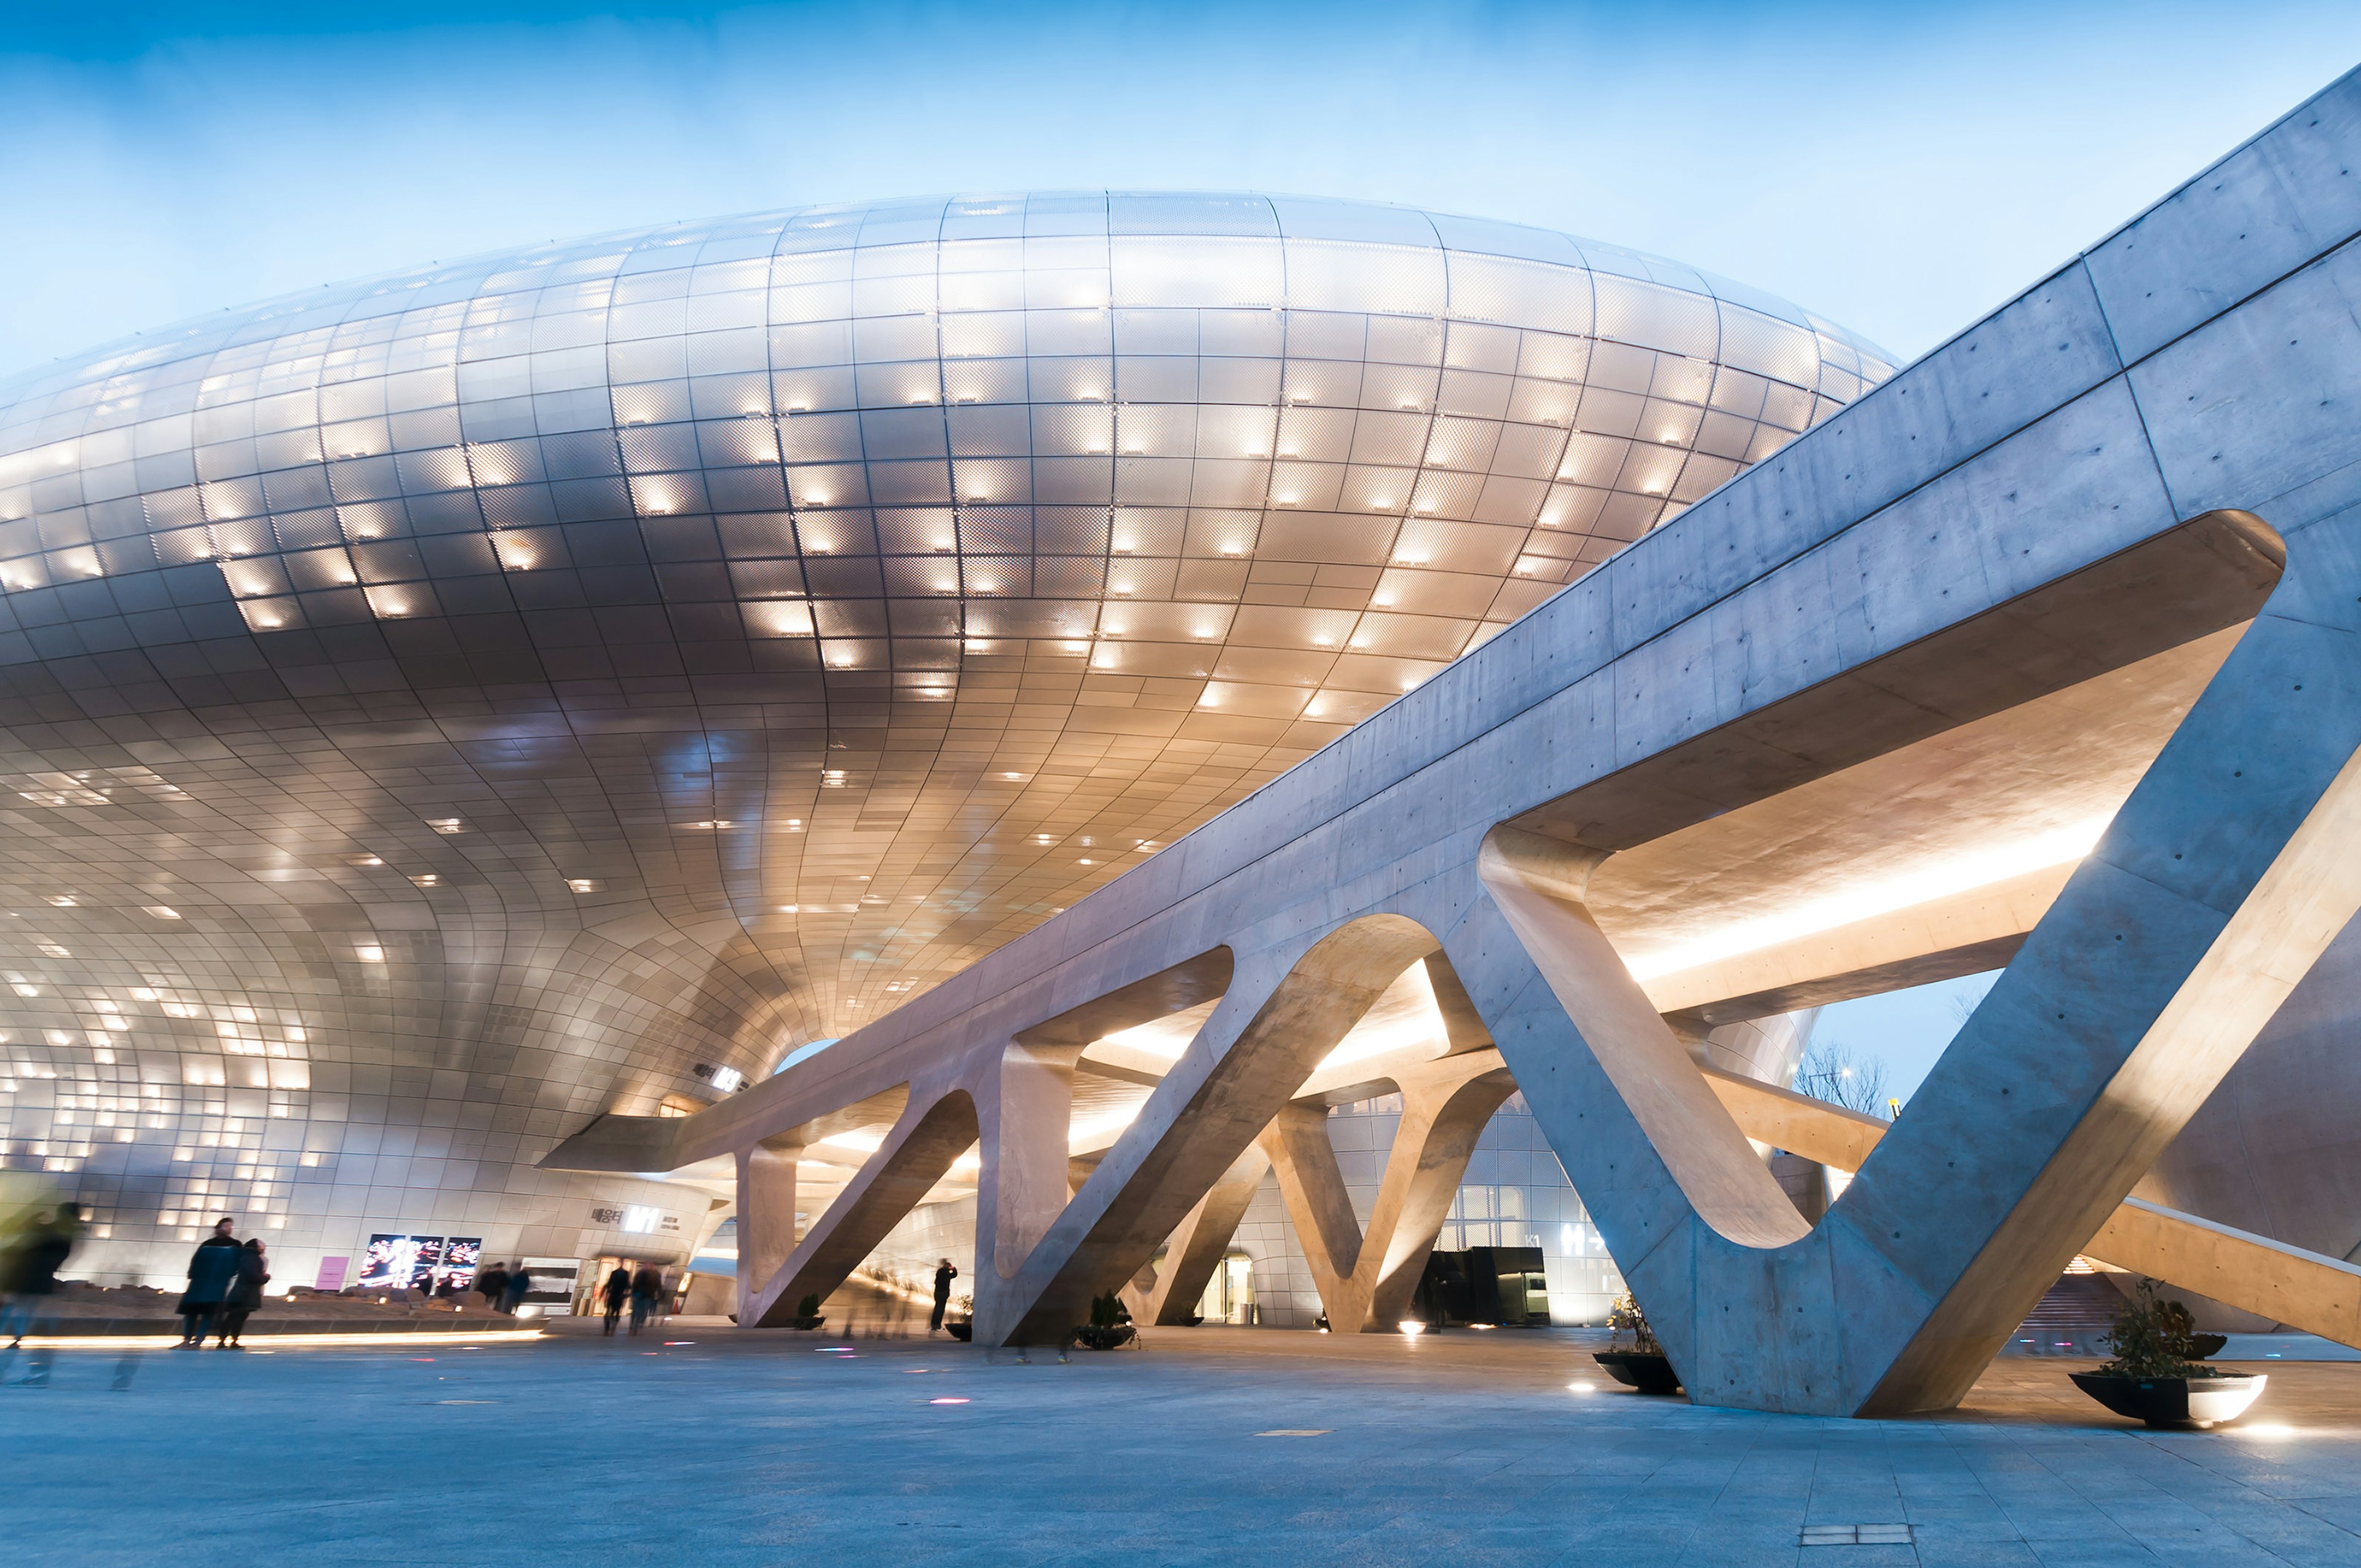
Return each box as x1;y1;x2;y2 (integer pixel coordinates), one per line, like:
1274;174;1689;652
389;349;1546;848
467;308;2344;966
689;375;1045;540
1607;1291;1660;1355
2098;1280;2206;1379
1794;1040;1891;1119
1088;1289;1128;1329
796;1293;820;1319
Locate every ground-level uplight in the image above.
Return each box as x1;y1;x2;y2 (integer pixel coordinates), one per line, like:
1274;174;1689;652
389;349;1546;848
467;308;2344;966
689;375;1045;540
1398;1320;1425;1336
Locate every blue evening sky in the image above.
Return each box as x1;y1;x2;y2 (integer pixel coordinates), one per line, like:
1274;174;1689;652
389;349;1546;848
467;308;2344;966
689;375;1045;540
3;2;2349;1099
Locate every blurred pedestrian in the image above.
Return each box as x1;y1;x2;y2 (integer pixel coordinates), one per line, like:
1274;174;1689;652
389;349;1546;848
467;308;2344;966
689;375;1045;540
628;1265;665;1331
628;1263;662;1336
178;1217;242;1348
601;1265;630;1336
502;1260;533;1314
215;1238;269;1348
475;1261;508;1312
1;1205;77;1384
930;1258;959;1332
0;1208;49;1347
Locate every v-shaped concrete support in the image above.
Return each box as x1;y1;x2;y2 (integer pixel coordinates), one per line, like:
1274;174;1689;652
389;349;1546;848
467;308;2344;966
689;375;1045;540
1260;1052;1517;1331
1131;1142;1272;1326
1465;518;2361;1411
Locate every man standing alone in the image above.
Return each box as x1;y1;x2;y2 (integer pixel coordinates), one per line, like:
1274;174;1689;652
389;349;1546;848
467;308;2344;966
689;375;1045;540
930;1257;959;1333
502;1260;533;1315
178;1218;242;1347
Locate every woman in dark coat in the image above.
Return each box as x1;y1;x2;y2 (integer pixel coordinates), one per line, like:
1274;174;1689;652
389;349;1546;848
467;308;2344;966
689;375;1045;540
178;1218;243;1347
601;1265;631;1337
215;1240;269;1348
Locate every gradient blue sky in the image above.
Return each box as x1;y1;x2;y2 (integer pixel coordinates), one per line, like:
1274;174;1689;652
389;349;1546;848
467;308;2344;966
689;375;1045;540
4;3;2352;1098
7;1;2359;376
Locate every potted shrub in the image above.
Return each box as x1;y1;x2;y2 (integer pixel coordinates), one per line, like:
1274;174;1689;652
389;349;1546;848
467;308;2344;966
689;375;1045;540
2068;1281;2265;1429
1594;1292;1682;1395
786;1292;826;1331
945;1293;975;1342
1070;1290;1136;1351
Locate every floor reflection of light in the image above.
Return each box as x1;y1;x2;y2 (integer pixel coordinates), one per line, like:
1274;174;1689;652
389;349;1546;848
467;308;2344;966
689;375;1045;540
930;1397;970;1405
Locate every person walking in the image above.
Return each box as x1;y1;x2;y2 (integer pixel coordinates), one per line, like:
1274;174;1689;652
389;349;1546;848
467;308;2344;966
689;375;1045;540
930;1257;959;1333
601;1265;631;1336
502;1261;533;1315
1;1205;77;1384
0;1209;47;1349
215;1238;269;1348
628;1263;662;1336
475;1261;508;1313
178;1218;243;1347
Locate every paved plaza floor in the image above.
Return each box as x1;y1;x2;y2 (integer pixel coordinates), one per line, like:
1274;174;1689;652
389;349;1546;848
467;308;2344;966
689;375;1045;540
3;1318;2358;1566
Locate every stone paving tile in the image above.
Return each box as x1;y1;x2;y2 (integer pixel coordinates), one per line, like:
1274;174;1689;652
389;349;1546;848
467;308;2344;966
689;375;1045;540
1;1326;2357;1565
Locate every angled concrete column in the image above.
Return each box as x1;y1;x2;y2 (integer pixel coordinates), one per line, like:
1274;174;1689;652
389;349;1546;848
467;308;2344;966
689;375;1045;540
1706;1066;2361;1350
1262;1053;1517;1331
734;1139;802;1324
1262;1103;1364;1297
1363;1063;1521;1329
995;918;1442;1344
745;1088;978;1327
1468;531;2361;1414
970;1043;1078;1338
1138;1142;1271;1325
2089;1200;2361;1345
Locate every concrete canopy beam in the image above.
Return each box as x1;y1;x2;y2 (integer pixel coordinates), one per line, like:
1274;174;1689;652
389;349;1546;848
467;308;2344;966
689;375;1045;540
1706;1066;2361;1353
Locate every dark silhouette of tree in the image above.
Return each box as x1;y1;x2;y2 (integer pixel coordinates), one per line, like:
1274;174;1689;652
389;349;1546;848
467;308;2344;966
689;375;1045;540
1794;1040;1891;1119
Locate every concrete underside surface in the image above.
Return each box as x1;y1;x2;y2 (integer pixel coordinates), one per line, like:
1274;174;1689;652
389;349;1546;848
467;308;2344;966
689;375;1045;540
5;1324;2359;1566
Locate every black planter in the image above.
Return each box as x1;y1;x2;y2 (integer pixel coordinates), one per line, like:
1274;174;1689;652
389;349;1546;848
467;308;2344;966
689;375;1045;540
945;1320;973;1342
2068;1371;2266;1428
1071;1324;1136;1351
787;1316;825;1331
1594;1350;1682;1394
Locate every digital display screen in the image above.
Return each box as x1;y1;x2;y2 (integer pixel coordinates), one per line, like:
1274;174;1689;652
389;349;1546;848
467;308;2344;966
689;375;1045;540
356;1233;484;1293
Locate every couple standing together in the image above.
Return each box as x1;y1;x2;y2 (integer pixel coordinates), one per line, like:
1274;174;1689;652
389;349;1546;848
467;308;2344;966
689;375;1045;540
179;1218;269;1347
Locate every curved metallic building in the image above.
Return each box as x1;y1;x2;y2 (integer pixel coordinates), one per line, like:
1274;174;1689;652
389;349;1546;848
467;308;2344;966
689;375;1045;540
0;192;1895;1286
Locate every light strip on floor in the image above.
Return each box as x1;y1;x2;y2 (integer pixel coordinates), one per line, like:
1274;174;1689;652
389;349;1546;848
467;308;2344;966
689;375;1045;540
20;1329;545;1350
